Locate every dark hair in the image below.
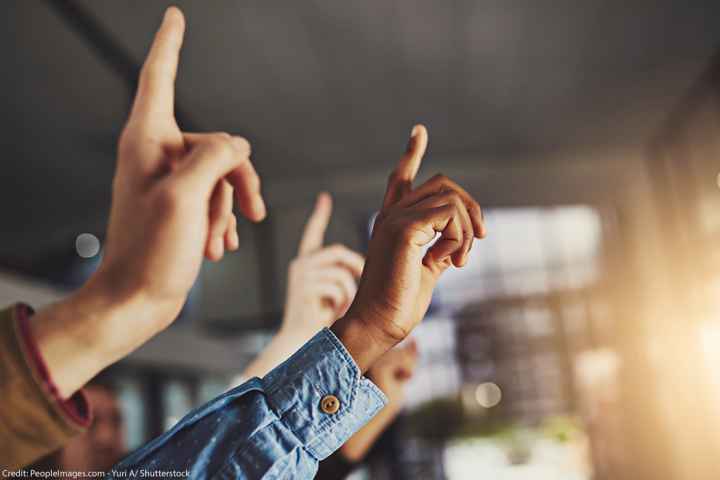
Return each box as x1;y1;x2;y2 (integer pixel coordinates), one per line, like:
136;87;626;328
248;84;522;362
26;450;61;472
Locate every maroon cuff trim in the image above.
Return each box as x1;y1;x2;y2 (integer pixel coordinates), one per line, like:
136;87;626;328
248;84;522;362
16;303;91;428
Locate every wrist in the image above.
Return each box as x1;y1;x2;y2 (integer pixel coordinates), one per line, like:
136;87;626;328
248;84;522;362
85;272;186;355
330;314;396;373
31;274;180;398
278;318;318;340
70;274;146;345
30;286;122;398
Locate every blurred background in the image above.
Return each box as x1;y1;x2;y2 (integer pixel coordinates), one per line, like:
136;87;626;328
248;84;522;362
3;1;720;478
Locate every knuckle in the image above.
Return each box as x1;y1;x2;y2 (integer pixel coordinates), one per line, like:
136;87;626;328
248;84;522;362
396;220;416;239
388;170;410;187
205;134;234;156
216;139;235;158
446;190;462;204
117;125;148;156
232;136;251;153
431;173;449;185
329;243;347;253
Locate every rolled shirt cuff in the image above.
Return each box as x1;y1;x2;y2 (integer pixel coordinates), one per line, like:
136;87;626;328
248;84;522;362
262;327;388;460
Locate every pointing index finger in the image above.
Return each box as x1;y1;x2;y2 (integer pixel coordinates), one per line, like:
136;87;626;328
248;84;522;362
298;192;333;255
383;124;428;208
130;7;185;123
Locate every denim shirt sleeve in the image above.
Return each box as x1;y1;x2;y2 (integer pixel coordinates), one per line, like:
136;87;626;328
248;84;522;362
109;328;387;479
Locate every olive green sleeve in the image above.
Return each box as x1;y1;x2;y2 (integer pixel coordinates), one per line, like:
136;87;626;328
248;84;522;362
0;304;89;469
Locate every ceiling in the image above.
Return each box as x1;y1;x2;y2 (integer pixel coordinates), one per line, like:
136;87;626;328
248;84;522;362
2;0;719;273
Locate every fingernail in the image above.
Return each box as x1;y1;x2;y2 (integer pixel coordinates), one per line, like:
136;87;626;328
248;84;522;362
406;129;416;152
229;230;239;250
231;137;251;155
254;199;267;220
317;191;331;206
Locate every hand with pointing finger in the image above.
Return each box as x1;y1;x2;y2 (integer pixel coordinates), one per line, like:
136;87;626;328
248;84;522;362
332;125;485;373
239;192;364;380
102;7;264;310
282;192;364;335
31;7;266;398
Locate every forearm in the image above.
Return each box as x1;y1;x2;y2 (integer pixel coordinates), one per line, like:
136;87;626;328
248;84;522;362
240;325;317;379
0;305;91;468
111;329;387;478
30;276;179;398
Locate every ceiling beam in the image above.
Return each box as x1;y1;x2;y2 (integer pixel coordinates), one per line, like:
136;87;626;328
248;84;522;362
44;0;199;131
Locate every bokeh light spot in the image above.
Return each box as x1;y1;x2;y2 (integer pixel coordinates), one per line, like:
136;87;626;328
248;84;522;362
475;382;502;408
75;233;100;258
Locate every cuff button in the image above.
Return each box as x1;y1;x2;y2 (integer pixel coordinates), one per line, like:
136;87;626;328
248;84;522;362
320;395;340;414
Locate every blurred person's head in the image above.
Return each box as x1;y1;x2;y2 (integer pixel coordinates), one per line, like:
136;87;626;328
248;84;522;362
61;373;125;472
32;372;126;473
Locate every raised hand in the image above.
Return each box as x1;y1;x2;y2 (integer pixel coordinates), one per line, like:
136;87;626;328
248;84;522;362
239;193;364;380
31;7;266;398
96;7;265;325
282;192;364;335
334;125;484;372
367;339;419;409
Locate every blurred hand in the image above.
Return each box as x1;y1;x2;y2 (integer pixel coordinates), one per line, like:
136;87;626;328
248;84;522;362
368;339;419;410
282;192;364;335
240;194;363;379
94;7;265;331
338;339;420;463
335;125;485;372
32;7;266;397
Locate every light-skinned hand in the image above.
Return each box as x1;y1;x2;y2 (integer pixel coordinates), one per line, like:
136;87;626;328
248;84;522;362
282;192;364;336
340;339;419;462
100;6;265;313
368;339;419;410
32;7;266;397
239;192;363;380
